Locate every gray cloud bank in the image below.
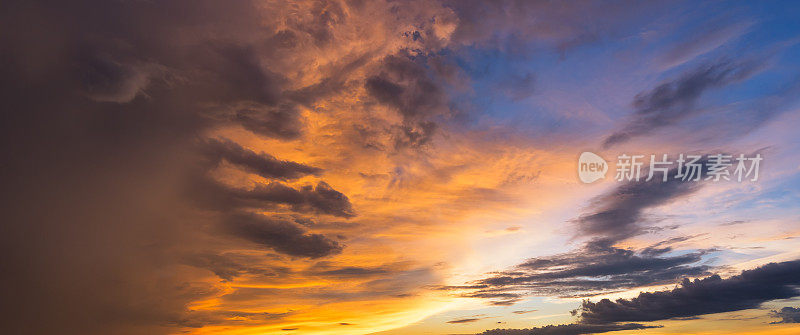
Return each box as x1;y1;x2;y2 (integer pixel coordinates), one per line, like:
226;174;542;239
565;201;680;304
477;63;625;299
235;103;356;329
478;260;800;335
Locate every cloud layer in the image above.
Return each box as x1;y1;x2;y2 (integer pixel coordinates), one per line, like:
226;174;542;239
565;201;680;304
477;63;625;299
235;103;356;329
578;260;800;324
2;1;799;335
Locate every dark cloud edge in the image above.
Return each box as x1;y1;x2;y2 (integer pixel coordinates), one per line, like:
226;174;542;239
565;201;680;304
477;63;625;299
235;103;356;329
475;260;800;335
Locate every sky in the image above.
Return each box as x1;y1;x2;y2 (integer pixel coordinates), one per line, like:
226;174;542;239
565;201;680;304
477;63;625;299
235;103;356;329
1;1;800;335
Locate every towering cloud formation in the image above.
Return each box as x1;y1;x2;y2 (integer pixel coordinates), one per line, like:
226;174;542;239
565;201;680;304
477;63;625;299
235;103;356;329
0;0;369;333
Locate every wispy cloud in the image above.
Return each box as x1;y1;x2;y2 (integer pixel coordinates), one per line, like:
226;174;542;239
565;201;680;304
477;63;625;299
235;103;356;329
771;306;800;324
603;59;764;148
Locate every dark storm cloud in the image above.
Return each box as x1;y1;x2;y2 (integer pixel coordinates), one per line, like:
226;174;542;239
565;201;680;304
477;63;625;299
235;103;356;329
197;43;285;105
224;212;343;258
202;137;321;180
478;322;659;335
603;59;763;148
0;0;357;333
771;307;800;324
78;53;157;103
577;260;800;324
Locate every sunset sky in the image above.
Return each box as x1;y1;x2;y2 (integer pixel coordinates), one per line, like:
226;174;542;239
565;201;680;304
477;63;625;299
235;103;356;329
2;1;800;335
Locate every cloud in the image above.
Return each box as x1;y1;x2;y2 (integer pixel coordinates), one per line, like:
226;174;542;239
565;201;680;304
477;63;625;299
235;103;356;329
577;260;800;323
603;59;763;148
191;179;355;218
365;53;448;148
306;263;390;278
391;121;439;149
476;260;800;334
0;0;365;332
223;212;343;258
173;309;291;328
771;307;800;324
232;103;304;140
495;72;535;101
197;42;286;105
477;322;660;335
574;165;705;243
657;20;752;69
640;234;707;256
366;53;446;121
448;317;486;324
450;171;712;303
2;0;795;334
459;291;524;306
202;137;321;180
182;253;291;281
457;239;710;301
720;220;748;226
79;54;158;103
290;181;356;218
512;310;537;315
